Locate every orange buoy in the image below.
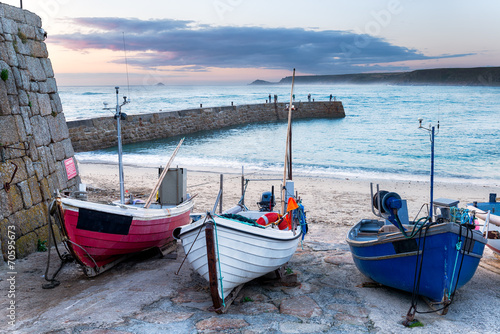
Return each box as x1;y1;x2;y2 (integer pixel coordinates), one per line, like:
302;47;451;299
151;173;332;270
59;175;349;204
256;212;281;227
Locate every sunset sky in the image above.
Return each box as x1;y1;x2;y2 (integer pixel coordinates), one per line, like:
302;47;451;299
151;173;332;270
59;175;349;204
4;0;500;85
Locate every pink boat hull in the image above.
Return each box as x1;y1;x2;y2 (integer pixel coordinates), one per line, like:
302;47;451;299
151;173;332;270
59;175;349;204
59;198;193;269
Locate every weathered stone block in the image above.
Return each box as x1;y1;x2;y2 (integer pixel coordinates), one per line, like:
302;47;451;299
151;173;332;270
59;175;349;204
28;176;43;205
16;225;49;258
47;112;69;142
24;10;42;28
61;138;75;158
28;90;39;115
15;231;38;258
9;157;28;184
18;23;34;39
3;4;26;23
39;177;51;200
0;80;10;115
37;146;49;176
31;115;51;146
55;161;68;190
20;106;32;135
0;189;12;216
1;17;17;34
29;39;48;58
20;68;30;90
18;88;29;105
48;172;60;195
25;55;46;81
14;114;27;141
33;159;44;181
37;92;51;116
30;80;39;92
4;184;24;214
4;66;17;94
40;58;54;78
0;115;19;144
50;92;62;112
23;156;35;177
16;52;26;69
51;141;65;161
46;146;56;173
17;179;33;208
45;78;58;94
7;94;20;114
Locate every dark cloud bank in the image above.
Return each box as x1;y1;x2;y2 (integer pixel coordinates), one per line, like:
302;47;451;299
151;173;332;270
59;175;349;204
51;17;468;74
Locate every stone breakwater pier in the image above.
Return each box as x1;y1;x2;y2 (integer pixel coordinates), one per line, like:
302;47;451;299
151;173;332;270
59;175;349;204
67;101;345;152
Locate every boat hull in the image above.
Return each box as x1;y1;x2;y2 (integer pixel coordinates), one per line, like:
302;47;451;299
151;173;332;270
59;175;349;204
347;220;486;302
175;212;302;300
58;197;193;269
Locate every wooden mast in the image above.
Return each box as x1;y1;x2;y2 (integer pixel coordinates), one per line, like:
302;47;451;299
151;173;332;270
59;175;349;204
281;69;296;214
144;138;184;208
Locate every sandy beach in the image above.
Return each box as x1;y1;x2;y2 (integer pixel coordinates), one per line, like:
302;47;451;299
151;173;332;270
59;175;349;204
2;161;499;333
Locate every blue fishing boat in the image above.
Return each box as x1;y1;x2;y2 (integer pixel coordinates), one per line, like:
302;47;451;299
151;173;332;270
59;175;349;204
346;120;487;319
347;190;486;305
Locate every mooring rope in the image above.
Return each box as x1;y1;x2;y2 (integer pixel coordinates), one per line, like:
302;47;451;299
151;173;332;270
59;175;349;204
213;217;226;307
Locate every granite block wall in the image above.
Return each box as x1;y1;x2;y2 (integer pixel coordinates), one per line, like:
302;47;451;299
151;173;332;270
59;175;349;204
0;3;79;259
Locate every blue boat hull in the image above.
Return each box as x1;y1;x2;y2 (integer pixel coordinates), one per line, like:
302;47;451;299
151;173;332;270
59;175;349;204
347;220;486;302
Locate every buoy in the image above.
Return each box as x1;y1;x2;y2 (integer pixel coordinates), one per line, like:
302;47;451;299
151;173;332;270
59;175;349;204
256;212;281;227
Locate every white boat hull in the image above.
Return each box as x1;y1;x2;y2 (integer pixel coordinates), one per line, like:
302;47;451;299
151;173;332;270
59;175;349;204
175;211;302;300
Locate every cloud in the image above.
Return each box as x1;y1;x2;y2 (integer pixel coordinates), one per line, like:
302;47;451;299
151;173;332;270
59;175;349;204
50;17;469;74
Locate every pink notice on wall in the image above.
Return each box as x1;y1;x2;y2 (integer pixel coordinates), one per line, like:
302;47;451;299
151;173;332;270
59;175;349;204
64;158;77;180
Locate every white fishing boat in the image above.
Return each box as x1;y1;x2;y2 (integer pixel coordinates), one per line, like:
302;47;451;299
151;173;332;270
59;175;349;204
174;204;304;312
173;69;307;313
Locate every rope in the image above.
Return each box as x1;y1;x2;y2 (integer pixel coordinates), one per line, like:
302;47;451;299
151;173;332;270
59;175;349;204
405;222;433;322
405;211;476;322
175;215;208;275
43;200;74;289
212;216;225;307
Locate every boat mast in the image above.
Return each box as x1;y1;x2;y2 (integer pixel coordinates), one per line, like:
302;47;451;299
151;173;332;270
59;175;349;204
418;118;439;221
104;87;129;204
281;69;296;214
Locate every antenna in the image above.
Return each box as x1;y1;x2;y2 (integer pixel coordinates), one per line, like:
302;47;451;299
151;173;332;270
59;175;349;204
122;32;131;101
418;118;439;222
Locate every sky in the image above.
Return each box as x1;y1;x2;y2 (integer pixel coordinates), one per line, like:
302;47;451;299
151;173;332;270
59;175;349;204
3;0;500;85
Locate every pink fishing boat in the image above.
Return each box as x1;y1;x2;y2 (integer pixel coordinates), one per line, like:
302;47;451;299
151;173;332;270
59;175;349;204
53;196;193;276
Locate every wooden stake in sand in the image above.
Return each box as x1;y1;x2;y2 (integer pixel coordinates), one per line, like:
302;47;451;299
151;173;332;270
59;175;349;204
144;138;184;208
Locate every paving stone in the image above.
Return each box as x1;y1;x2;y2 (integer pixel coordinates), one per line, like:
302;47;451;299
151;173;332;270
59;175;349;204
334;313;370;326
280;295;322;318
133;310;194;324
328;303;369;317
279;322;330;333
79;330;133;334
196;317;249;332
230;301;278;315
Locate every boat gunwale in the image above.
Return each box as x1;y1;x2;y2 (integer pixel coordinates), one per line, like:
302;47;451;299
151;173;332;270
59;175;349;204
347;220;487;248
60;197;194;219
177;215;302;243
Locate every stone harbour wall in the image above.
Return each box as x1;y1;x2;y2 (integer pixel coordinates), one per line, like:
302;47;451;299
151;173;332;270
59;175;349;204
0;4;79;259
68;101;345;152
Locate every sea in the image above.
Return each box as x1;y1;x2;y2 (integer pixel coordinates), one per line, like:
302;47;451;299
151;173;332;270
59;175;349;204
60;84;500;186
